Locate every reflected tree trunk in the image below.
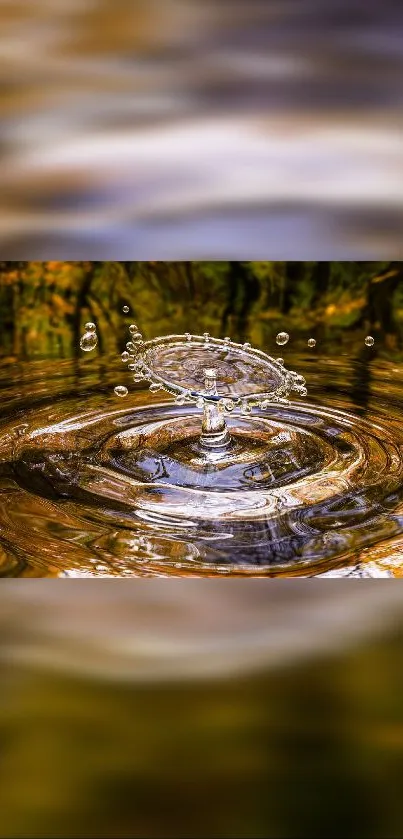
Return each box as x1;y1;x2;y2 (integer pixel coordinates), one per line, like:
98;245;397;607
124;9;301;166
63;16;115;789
361;262;403;347
282;262;305;314
311;262;331;307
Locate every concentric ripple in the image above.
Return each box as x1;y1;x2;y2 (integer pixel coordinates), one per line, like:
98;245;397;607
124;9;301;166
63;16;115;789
1;353;403;577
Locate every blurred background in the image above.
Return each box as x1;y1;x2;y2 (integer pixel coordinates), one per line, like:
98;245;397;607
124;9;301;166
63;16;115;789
0;260;402;358
0;1;403;258
0;579;403;838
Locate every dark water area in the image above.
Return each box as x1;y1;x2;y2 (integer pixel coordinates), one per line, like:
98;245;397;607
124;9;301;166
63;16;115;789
1;328;403;577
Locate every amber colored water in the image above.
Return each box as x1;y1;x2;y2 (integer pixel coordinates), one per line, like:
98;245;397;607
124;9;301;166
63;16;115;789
1;334;403;577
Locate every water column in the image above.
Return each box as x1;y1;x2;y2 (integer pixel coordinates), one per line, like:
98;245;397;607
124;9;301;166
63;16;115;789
199;368;231;450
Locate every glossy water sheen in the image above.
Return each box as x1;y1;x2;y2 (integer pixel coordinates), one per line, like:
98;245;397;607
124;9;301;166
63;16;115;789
1;349;403;577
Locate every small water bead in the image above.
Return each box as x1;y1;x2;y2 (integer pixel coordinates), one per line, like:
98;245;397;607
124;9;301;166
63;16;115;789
129;324;138;334
175;394;186;405
196;397;204;409
365;335;375;347
185;333;191;341
114;386;128;398
203;332;210;342
80;331;98;352
84;322;96;333
224;336;231;344
122;305;130;313
121;351;130;363
276;357;284;365
133;374;144;382
149;383;162;393
308;338;317;348
126;341;135;352
243;342;251;350
276;332;289;346
131;332;143;343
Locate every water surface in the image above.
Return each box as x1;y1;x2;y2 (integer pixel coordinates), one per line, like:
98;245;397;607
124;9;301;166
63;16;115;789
1;338;402;577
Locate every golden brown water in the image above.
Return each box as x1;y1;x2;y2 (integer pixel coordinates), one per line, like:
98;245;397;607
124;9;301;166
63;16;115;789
1;336;403;576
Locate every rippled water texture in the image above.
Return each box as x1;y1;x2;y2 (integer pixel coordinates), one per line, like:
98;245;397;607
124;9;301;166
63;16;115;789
1;343;403;577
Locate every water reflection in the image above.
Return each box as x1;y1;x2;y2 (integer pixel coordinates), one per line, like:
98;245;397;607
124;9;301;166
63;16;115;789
1;335;403;576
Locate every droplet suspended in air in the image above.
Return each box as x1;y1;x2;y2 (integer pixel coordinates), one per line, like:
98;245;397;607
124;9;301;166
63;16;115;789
114;386;128;398
129;324;138;334
365;335;375;347
84;322;96;333
80;331;98;352
122;305;130;314
308;338;317;348
276;332;289;346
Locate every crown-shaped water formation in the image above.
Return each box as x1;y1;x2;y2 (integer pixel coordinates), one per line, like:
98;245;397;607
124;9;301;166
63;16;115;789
114;326;308;452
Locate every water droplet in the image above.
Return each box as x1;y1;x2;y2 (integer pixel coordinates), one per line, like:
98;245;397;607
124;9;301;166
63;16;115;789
126;341;135;352
129;324;138;334
276;332;289;346
122;305;130;313
121;351;130;362
308;338;317;348
84;322;96;333
365;335;375;347
224;336;231;344
276;357;284;365
133;374;144;382
175;394;186;405
150;383;162;393
196;397;204;409
185;333;191;341
203;332;210;343
131;332;143;343
223;399;235;412
80;331;98;352
114;386;128;398
243;342;251;350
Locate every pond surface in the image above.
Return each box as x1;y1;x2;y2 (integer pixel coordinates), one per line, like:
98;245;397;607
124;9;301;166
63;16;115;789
1;338;403;577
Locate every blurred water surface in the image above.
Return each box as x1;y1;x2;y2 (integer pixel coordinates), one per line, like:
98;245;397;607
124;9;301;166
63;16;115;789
1;580;403;838
1;1;403;257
